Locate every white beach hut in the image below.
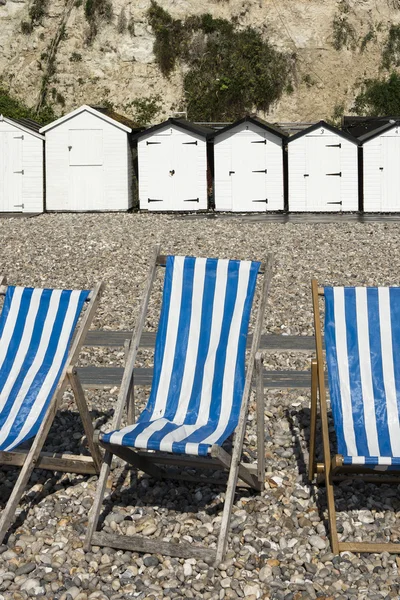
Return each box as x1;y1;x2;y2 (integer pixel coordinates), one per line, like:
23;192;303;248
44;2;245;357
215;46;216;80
360;121;400;212
213;116;287;212
137;118;212;211
0;115;44;213
40;105;140;211
287;120;359;212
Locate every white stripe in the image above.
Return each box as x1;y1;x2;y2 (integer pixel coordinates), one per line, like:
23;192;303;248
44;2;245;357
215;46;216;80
355;287;380;455
0;291;62;447
171;258;206;424
201;262;251;446
378;287;400;456
151;257;184;420
6;291;81;450
334;288;358;456
0;287;24;372
131;418;169;449
159;260;229;452
0;289;43;413
351;456;365;465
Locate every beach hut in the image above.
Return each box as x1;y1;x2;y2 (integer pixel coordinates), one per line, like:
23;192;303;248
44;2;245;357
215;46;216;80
40;105;140;211
0;115;44;213
137;118;213;211
213;116;287;212
287;120;359;212
359;121;400;212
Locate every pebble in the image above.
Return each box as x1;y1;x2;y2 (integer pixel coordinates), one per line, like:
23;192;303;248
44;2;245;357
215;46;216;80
0;215;398;598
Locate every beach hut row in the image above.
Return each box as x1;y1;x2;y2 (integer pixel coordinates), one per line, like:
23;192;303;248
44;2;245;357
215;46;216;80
1;106;399;214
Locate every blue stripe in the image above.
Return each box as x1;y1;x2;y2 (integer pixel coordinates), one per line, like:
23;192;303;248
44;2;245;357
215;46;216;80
0;288;89;451
183;258;217;425
139;256;175;423
389;288;400;456
213;261;260;445
0;288;32;397
367;288;392;456
344;288;369;456
164;257;194;420
324;287;348;456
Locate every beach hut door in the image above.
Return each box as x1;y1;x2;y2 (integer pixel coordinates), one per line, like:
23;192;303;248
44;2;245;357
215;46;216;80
231;133;267;211
381;136;400;211
68;129;104;210
0;132;23;212
305;136;341;211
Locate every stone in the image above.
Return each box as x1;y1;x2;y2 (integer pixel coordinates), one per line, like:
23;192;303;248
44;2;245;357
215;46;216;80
309;535;327;550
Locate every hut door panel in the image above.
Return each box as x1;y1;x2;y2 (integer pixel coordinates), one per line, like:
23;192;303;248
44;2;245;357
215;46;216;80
231;134;267;211
69;130;103;166
173;135;199;209
382;137;400;211
0;132;23;212
69;166;103;210
305;136;341;211
146;135;173;210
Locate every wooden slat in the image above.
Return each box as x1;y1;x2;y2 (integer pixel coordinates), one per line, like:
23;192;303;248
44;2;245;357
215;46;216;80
339;542;400;554
83;330;318;352
90;532;215;561
0;450;97;474
77;367;317;389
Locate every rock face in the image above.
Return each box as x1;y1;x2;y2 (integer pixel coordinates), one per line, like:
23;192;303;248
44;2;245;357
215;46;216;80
0;0;398;121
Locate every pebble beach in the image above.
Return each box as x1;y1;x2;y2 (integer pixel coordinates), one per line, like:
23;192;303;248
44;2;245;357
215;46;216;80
0;213;400;600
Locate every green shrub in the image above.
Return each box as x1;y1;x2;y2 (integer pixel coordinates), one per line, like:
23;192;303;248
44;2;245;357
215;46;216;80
147;2;294;120
0;87;55;124
117;8;127;33
382;24;400;69
332;13;356;50
85;0;113;42
127;17;135;36
70;51;83;61
125;94;162;126
353;72;400;115
360;29;376;52
29;0;49;26
21;21;33;34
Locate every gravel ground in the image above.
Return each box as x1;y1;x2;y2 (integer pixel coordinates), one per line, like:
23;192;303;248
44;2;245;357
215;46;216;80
0;213;400;600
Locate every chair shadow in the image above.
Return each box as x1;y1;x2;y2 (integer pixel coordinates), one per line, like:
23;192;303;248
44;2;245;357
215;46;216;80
0;408;112;541
287;405;400;545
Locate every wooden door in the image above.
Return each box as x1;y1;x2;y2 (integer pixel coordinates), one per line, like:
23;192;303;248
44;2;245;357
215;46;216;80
68;129;104;210
231;132;268;211
382;136;400;212
305;136;342;211
0;132;23;212
173;133;201;209
145;133;174;210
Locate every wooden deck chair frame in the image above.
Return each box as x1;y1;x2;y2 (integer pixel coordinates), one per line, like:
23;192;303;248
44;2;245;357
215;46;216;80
85;246;273;564
0;277;104;544
309;279;400;555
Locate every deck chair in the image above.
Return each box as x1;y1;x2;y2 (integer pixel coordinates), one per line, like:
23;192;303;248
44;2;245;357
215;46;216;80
0;277;103;543
85;246;273;564
310;280;400;554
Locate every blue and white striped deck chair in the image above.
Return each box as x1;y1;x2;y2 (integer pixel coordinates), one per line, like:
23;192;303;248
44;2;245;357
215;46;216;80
0;277;103;544
310;280;400;555
86;247;274;564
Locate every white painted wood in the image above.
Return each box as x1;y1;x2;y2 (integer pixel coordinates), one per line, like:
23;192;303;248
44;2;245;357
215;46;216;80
288;126;358;212
138;124;208;211
44;107;132;211
214;122;284;212
0;119;44;213
363;127;400;212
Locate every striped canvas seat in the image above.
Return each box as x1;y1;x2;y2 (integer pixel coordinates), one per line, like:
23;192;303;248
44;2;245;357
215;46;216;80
101;255;260;456
0;286;89;452
325;286;400;470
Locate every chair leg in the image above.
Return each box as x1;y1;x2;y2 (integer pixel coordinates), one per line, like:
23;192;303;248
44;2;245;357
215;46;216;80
84;450;113;551
215;455;240;565
68;370;102;473
255;352;265;490
326;468;340;554
309;359;318;482
124;339;135;424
